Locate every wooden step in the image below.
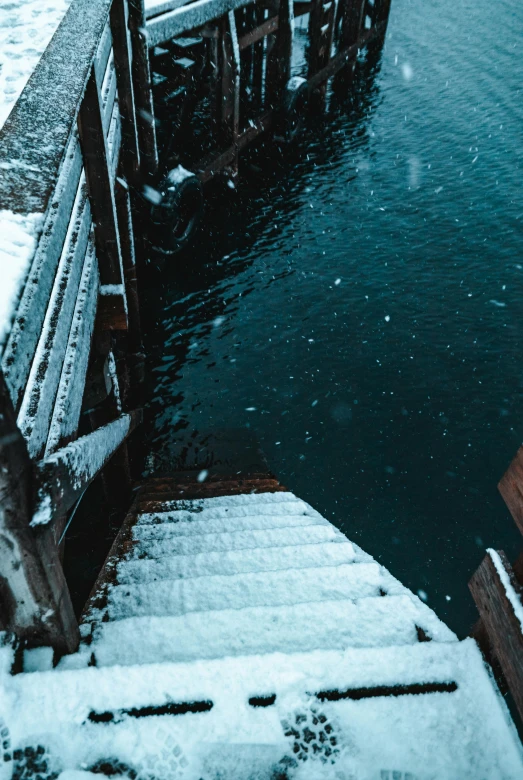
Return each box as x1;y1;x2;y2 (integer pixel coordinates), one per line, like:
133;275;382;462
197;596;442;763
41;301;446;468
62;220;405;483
105;562;383;620
116;540;358;584
91;595;448;667
136;497;312;525
132;510;327;541
128;522;343;559
138;489;299;512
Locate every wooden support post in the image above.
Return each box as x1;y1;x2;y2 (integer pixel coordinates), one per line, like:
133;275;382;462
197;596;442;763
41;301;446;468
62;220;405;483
0;374;79;654
128;0;159;179
252;5;266;113
308;0;337;109
114;177;143;357
110;0;141;186
217;12;240;174
469;549;523;723
340;0;366;50
263;0;293;110
78;69;126;289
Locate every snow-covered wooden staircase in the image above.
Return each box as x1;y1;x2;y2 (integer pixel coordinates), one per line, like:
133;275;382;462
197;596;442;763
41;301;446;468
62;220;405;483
1;471;521;779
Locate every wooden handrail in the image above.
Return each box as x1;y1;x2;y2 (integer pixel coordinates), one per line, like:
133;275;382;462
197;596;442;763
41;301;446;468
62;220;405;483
33;409;143;543
0;0;112;218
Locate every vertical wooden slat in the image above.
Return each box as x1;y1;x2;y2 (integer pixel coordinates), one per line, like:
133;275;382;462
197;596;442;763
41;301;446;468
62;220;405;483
0;375;79;654
110;0;141;185
115;179;143;355
469;549;523;723
128;0;159;178
340;0;366;49
78;68;125;287
308;0;337;107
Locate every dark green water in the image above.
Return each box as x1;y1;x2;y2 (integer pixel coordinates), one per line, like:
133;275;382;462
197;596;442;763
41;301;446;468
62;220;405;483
143;0;523;635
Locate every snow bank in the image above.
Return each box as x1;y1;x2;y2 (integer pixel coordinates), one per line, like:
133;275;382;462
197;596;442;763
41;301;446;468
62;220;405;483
0;0;73;129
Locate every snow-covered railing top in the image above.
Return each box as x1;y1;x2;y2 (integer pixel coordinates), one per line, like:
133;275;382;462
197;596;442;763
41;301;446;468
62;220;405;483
0;0;113;352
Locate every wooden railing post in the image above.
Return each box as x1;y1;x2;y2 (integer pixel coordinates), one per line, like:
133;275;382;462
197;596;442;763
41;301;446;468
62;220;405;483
78;68;126;289
0;375;79;654
128;0;159;179
308;0;337;108
110;0;141;186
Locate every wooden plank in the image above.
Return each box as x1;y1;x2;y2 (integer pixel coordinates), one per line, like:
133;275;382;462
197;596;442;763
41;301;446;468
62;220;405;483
469;549;523;722
107;99;124;179
45;242;100;456
0;374;79;654
147;0;257;47
78;67;125;286
100;53;118;136
144;0;192;18
128;0;159;176
498;446;523;537
238;15;279;50
111;0;141;184
17;182;91;459
94;19;114;88
1;134;83;412
33;409;143;543
115;179;143;352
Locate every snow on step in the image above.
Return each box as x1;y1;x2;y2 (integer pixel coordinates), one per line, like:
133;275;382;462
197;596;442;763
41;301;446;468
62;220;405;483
130;522;342;559
106;562;383;620
136;498;321;526
7;641;521;779
141;490;301;512
92;595;452;667
117;540;357;584
133;510;327;541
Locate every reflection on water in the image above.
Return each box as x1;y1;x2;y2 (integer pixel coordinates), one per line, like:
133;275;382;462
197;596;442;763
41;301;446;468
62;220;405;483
142;0;523;634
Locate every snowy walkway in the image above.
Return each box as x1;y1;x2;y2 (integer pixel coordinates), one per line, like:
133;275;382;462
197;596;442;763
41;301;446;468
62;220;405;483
0;481;521;779
0;0;73;129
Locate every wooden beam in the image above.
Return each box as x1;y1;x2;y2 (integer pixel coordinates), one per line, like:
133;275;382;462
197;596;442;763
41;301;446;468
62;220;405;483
238;15;279;51
498;446;523;537
33;409;143;544
308;21;384;89
110;0;141;185
78;68;126;287
0;375;79;654
469;549;523;722
196;112;273;182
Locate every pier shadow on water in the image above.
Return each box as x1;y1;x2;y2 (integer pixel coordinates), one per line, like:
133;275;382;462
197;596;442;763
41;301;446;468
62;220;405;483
141;0;523;636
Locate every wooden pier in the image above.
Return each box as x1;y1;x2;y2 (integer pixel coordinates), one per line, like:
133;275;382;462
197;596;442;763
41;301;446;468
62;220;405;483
0;0;522;776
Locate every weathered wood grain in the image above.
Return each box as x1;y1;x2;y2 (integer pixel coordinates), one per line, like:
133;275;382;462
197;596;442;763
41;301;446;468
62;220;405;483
128;0;159;176
33;409;143;542
0;375;79;653
78;68;125;287
45;242;100;456
469;549;523;722
111;0;141;184
498;446;523;537
17;183;91;459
